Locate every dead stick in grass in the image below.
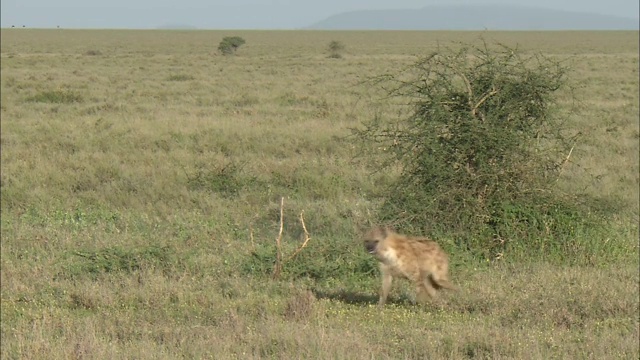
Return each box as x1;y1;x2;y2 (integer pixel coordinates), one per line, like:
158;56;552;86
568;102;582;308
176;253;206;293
286;210;311;262
556;145;575;181
272;198;313;279
249;225;255;253
272;197;285;279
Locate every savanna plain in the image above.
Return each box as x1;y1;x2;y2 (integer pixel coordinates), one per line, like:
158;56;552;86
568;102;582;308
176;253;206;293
1;29;638;359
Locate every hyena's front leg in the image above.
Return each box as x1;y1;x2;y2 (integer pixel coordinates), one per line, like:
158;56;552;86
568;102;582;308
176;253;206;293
379;265;393;306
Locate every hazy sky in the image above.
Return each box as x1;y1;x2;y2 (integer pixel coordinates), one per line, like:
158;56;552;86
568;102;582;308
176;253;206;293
2;0;638;29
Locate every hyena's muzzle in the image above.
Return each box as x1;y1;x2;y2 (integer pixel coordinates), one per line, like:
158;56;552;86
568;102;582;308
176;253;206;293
364;240;378;254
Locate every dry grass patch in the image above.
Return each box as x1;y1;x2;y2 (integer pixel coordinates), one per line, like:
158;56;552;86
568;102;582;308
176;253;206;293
1;29;638;359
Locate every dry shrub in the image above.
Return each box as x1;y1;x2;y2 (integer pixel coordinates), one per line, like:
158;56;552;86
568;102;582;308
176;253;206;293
354;39;609;262
283;289;316;321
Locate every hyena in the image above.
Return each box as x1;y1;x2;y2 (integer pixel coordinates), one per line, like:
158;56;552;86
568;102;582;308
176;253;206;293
363;227;457;306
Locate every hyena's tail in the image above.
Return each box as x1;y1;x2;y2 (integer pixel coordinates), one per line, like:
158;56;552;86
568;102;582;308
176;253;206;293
430;276;458;291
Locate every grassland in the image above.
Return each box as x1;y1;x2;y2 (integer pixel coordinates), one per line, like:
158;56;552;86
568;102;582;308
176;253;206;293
1;29;638;359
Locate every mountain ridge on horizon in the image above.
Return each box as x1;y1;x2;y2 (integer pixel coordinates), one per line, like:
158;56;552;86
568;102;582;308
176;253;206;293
307;4;640;30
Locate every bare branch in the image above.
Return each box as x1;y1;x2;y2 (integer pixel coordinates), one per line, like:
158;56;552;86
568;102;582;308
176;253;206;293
556;145;575;182
286;210;312;262
249;225;255;252
272;197;285;279
472;87;498;120
447;62;474;110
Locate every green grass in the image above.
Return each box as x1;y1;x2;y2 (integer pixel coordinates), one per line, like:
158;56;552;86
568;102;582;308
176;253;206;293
25;89;83;104
1;29;638;359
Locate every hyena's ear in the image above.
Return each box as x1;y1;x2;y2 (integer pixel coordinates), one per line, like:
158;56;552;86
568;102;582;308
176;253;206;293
383;226;396;236
355;222;371;238
379;226;391;238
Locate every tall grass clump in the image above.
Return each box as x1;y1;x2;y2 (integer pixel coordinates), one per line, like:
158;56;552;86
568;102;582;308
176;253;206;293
59;245;180;280
354;41;607;262
26;89;83;104
167;74;195;81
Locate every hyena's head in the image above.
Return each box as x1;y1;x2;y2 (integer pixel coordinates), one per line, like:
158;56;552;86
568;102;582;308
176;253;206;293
363;227;390;255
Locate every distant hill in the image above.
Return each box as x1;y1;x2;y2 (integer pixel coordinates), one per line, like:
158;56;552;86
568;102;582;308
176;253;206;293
307;5;639;30
156;24;198;30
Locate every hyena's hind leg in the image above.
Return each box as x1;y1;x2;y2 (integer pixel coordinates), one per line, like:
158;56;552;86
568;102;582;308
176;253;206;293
416;278;438;304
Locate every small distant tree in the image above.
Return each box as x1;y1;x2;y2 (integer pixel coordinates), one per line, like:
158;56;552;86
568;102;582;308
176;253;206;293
218;36;246;55
327;40;345;59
